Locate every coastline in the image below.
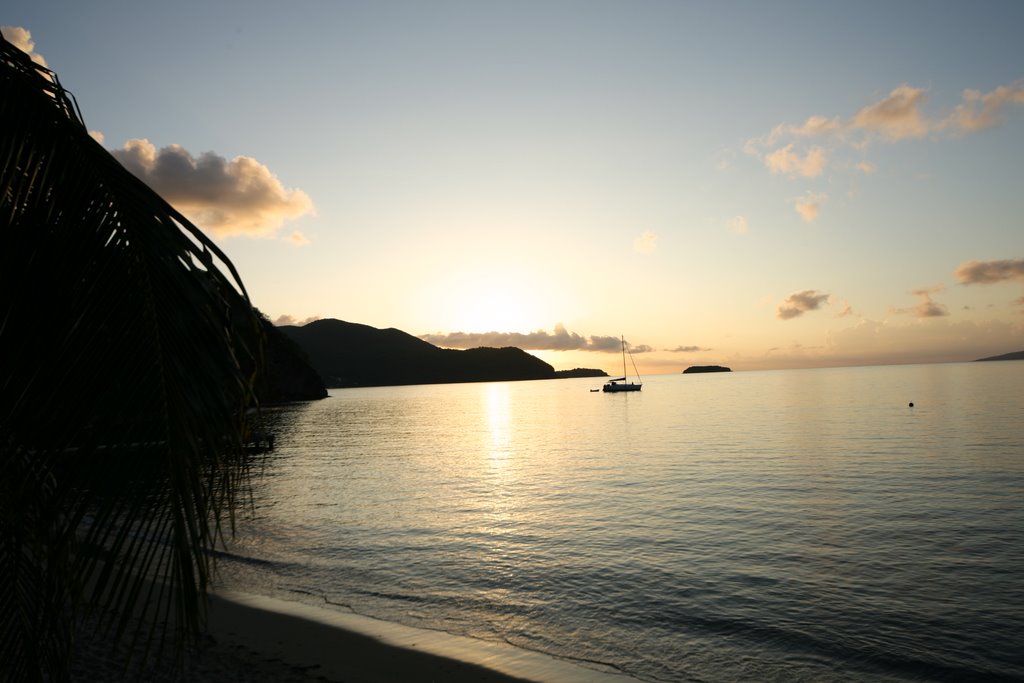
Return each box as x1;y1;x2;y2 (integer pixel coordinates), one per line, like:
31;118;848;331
74;589;637;682
206;590;636;682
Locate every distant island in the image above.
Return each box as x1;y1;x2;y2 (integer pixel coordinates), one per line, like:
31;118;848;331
975;350;1024;362
279;318;597;388
682;365;732;374
553;368;609;378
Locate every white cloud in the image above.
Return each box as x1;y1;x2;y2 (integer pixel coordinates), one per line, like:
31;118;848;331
111;138;313;238
743;80;1024;209
750;80;1024;159
946;82;1024;132
1;26;48;68
633;230;658;254
791;115;843;137
715;148;736;171
764;144;827;177
728;215;749;235
273;314;321;326
851;85;930;141
794;192;826;223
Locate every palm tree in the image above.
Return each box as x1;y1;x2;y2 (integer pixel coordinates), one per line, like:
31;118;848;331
1;34;265;680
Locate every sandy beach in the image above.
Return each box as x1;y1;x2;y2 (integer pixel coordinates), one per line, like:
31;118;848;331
72;590;633;682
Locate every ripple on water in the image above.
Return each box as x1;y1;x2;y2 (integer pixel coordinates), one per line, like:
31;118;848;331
218;365;1024;682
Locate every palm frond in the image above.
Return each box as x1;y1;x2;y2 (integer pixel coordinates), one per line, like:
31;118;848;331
1;34;265;680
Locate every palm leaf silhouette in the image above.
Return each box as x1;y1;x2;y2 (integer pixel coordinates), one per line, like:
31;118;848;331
1;34;265;680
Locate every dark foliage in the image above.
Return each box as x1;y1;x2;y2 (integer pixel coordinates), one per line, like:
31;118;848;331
1;34;265;680
255;311;327;402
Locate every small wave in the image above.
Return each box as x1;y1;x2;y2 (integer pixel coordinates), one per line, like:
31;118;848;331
211;548;293;571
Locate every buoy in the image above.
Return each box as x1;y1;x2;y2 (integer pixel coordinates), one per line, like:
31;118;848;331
909;402;914;407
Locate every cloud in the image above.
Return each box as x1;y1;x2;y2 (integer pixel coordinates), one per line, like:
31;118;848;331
89;130;105;144
912;298;949;318
287;231;311;246
954;258;1024;285
629;344;654;354
891;287;949;318
791;115;843;137
1;26;48;68
273;314;321;326
764;144;827;177
778;290;830;320
728;215;749;235
420;323;642;352
633;230;658;254
744;80;1024;185
751;81;1024;154
947;82;1024;132
667;345;710;353
851;85;930;141
715;151;734;171
746;116;842;152
111;138;314;238
794;191;826;222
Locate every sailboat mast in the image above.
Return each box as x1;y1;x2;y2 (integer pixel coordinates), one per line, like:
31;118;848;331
621;336;627;379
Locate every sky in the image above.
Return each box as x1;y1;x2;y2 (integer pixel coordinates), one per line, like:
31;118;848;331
5;1;1024;373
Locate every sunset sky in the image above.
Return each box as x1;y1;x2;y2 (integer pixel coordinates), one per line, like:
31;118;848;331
6;1;1023;373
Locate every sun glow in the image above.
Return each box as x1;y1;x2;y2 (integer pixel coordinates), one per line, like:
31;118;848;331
427;266;566;334
455;287;533;333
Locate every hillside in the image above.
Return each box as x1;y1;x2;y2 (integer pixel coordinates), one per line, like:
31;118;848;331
259;315;328;402
553;368;609;378
974;350;1024;362
278;319;557;387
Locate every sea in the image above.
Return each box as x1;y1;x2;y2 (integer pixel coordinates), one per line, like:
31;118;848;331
215;362;1024;682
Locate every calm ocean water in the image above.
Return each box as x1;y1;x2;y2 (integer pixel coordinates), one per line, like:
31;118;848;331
217;362;1024;682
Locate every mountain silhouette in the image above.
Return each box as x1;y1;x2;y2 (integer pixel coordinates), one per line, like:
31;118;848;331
279;319;558;387
682;365;732;374
974;350;1024;362
258;313;328;401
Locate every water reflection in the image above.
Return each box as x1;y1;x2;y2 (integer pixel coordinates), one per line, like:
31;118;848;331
256;401;314;451
219;366;1024;683
485;383;512;463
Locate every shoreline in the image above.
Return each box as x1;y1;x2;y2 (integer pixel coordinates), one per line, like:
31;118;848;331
205;590;635;682
73;588;637;682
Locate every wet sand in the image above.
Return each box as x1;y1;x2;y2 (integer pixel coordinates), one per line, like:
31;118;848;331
72;590;634;682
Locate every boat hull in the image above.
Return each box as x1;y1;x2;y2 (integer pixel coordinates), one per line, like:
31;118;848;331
602;382;641;392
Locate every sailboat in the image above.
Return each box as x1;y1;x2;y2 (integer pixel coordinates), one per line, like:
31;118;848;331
602;336;643;392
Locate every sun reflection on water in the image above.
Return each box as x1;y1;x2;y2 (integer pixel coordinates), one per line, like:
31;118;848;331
485;383;512;463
